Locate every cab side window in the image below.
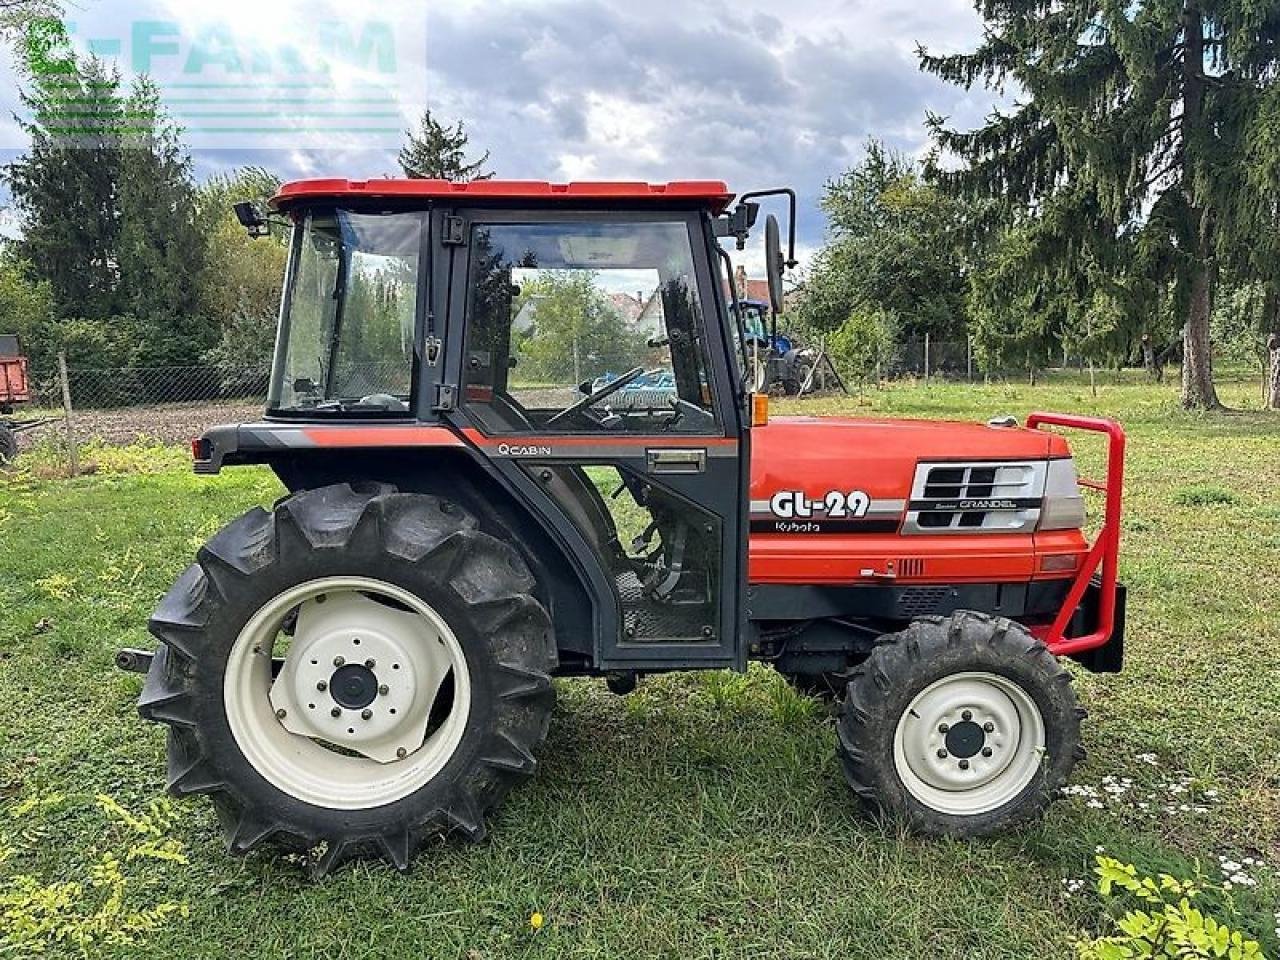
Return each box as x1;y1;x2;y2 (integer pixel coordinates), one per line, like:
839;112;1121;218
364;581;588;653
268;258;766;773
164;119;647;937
462;220;719;435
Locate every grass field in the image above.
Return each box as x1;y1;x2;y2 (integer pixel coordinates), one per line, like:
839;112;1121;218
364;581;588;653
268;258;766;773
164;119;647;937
1;371;1277;959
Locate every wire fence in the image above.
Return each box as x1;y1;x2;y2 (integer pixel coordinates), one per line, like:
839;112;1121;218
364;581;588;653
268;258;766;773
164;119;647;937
3;356;268;475
0;343;1195;477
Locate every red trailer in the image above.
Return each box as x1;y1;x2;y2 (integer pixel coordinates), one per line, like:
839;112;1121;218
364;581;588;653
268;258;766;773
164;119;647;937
0;335;30;413
0;335;33;463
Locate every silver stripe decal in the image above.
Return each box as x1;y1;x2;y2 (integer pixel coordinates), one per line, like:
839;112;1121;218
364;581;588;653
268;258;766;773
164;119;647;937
749;498;905;516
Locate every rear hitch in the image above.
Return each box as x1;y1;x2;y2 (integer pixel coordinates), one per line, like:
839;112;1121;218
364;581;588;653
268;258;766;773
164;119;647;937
115;648;154;674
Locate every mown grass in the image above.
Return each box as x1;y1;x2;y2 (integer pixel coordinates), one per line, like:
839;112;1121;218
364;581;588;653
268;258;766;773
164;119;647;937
0;371;1277;959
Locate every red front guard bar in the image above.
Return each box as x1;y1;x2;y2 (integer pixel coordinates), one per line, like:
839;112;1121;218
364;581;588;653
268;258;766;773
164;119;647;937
1025;412;1126;659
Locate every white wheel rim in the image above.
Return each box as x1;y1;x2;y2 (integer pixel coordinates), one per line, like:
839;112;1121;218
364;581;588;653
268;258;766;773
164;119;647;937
892;671;1046;816
224;576;471;811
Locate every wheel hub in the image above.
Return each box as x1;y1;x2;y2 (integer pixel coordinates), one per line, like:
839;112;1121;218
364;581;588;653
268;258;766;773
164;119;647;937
330;663;379;710
943;720;986;760
267;590;456;765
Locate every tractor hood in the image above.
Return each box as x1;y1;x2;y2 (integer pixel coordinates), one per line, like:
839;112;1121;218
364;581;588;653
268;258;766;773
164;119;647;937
750;416;1070;528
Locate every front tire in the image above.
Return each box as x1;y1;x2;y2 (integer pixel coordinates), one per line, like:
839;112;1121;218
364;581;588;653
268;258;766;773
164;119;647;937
138;484;556;875
836;612;1084;836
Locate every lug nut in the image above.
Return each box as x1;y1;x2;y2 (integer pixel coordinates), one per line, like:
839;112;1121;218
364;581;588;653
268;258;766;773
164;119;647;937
938;723;950;734
379;684;389;696
333;656;345;667
316;681;327;692
275;708;287;719
361;709;373;720
330;707;341;718
936;749;948;759
983;721;994;732
981;747;993;758
364;659;376;669
958;759;970;770
396;747;407;759
961;710;972;722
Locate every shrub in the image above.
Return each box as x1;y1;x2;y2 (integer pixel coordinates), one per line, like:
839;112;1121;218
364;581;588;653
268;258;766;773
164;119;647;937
1075;856;1265;960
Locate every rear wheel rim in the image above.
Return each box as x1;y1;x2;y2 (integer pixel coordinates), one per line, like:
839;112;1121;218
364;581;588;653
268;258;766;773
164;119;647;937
892;671;1045;816
223;576;472;811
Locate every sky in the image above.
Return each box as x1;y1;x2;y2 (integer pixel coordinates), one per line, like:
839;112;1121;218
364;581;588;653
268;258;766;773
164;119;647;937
0;0;1001;263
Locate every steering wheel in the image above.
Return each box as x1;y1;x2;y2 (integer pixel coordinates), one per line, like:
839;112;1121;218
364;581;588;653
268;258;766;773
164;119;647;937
547;367;647;426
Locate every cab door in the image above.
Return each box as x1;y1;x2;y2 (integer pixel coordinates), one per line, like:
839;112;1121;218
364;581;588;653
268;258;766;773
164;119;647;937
439;208;749;669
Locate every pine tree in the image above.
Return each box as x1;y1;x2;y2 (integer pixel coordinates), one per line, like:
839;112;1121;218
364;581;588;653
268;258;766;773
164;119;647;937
6;52;125;321
398;109;493;181
921;1;1280;409
116;77;208;364
4;23;214;365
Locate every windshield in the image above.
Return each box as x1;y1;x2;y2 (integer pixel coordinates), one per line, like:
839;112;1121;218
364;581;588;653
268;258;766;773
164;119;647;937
268;209;425;414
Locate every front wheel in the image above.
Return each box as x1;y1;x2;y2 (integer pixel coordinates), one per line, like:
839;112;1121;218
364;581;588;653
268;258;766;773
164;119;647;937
138;484;556;875
836;612;1084;836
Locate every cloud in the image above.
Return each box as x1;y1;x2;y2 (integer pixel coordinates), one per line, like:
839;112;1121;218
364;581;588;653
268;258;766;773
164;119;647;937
0;0;999;254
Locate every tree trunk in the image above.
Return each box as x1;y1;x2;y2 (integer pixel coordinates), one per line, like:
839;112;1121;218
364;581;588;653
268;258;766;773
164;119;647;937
1179;6;1221;410
1141;334;1163;383
1181;253;1221;408
1265;288;1280;410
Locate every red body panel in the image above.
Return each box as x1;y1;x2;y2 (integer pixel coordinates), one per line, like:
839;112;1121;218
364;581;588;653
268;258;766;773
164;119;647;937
272;179;734;213
748;416;1079;586
0;356;30;407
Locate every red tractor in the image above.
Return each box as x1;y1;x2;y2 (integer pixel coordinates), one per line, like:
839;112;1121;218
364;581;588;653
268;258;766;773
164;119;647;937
0;334;33;464
121;180;1125;874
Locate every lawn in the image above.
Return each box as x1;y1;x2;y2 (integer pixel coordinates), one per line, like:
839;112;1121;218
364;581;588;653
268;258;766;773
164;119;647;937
1;371;1277;959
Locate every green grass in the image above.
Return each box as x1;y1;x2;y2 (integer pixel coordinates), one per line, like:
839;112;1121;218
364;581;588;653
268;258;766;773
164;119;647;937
1;372;1278;959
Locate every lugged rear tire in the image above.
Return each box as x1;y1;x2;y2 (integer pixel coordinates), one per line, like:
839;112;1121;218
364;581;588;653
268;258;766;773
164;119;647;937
835;611;1084;836
138;483;557;875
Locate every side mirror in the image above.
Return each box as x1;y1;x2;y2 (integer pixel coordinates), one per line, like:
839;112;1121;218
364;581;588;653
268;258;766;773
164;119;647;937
233;201;270;239
765;214;786;315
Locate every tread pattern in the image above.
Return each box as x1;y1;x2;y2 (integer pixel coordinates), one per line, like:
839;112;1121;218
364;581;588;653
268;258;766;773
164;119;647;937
834;611;1085;837
139;484;557;876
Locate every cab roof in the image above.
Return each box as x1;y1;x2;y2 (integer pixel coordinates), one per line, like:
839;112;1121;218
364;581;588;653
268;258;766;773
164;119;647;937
271;178;735;213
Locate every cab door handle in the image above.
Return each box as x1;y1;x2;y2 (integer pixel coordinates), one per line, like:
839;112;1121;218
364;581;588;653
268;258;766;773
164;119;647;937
646;448;706;474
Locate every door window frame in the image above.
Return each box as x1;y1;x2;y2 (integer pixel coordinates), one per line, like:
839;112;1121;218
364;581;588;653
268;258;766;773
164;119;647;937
443;207;742;441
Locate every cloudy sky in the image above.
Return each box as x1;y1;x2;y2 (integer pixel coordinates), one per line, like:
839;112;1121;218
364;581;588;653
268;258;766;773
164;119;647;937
0;0;1000;257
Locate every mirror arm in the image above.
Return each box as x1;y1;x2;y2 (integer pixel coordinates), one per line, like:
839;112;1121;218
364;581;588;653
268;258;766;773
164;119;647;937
738;188;798;268
715;245;751;390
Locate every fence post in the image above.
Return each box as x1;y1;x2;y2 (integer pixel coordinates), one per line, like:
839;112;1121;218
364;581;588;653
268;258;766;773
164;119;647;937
966;337;973;382
58;351;79;478
924;332;931;383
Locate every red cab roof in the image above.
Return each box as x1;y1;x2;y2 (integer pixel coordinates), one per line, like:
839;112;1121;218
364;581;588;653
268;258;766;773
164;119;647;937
271;178;735;213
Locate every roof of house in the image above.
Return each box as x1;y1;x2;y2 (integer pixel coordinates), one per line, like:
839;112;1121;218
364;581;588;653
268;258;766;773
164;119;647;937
271;179;735;212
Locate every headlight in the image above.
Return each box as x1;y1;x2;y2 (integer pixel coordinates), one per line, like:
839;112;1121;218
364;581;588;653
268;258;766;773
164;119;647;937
1039;459;1086;530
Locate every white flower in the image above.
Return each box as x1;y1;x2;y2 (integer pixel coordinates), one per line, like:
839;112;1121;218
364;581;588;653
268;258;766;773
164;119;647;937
1136;752;1159;765
1086;799;1104;809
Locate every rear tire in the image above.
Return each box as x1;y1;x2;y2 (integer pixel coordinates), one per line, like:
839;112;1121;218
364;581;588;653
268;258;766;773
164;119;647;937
835;611;1084;836
139;483;556;875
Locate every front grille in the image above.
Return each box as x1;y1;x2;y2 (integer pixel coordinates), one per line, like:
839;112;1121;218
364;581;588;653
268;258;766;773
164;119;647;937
904;461;1046;534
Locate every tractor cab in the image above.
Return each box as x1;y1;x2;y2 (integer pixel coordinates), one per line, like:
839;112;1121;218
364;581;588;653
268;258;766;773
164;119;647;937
213;180;778;671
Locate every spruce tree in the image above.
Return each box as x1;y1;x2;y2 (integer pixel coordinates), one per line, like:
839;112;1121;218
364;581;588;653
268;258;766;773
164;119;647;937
398;109;493;181
921;1;1280;409
5;22;211;365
